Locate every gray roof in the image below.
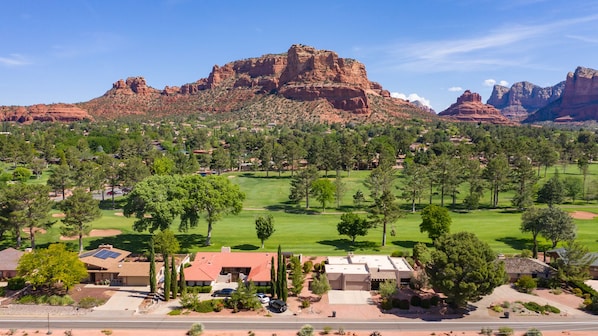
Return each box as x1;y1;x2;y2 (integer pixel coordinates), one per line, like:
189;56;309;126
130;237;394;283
0;248;25;271
503;257;555;275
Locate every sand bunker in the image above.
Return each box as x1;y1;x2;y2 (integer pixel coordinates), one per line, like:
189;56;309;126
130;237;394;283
60;229;122;241
52;213;66;218
570;211;598;220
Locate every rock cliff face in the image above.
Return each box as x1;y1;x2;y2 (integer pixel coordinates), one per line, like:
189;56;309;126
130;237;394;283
0;45;432;124
487;81;564;121
439;90;511;124
0;104;92;123
525;67;598;123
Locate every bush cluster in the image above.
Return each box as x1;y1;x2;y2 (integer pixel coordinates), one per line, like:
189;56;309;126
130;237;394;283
78;296;106;308
7;277;25;290
189;286;213;294
522;301;560;314
17;294;74;306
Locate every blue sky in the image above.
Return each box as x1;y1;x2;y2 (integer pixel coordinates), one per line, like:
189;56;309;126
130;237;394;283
1;0;598;111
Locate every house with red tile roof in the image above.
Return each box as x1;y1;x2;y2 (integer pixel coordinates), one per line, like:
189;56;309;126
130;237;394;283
0;248;25;279
184;248;275;287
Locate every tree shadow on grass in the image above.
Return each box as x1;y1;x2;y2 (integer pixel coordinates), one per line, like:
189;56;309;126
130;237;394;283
232;244;260;251
390;240;432;249
496;236;532;250
317;239;379;252
176;234;206;252
85;234;153;254
265;204;321;215
240;172;290;180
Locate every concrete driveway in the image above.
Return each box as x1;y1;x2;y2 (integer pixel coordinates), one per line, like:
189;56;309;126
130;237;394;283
91;286;149;315
328;290;372;304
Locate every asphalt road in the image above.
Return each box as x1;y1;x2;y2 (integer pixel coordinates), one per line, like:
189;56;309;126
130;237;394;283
2;316;598;333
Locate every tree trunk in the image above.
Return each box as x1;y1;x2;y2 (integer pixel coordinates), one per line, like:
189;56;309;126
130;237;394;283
205;221;213;246
79;231;84;254
382;221;387;247
412;197;416;213
532;234;538;259
29;227;36;250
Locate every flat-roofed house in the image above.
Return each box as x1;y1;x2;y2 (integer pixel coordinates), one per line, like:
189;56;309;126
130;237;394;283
326;253;415;290
0;248;24;279
325;263;370;290
184;248;274;287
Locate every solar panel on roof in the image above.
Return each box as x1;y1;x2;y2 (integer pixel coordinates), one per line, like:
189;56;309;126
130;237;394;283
94;250;111;259
107;251;121;259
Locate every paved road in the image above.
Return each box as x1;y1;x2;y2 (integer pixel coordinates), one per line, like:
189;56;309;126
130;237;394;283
2;316;598;333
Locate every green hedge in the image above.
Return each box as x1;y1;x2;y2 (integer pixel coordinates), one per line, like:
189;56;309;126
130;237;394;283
7;277;25;290
190;285;212;293
570;280;598;298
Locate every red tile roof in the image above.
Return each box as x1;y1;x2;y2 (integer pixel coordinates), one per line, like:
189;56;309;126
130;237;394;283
184;251;274;282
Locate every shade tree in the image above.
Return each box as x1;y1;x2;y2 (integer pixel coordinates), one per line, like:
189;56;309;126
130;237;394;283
59;188;102;253
337;212;370;243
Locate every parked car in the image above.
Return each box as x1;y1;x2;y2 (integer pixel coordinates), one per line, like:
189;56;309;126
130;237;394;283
211;288;236;297
268;299;287;313
256;293;270;304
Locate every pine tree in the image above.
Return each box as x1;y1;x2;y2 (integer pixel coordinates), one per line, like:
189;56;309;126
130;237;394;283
163;254;170;302
149;240;157;293
170;255;178;299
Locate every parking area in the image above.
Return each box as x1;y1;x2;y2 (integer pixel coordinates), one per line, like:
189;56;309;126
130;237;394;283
90;286;149;314
327;290;372;304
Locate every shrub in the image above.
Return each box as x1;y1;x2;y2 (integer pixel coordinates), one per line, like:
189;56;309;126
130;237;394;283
523;301;543;313
399;299;410;310
168;309;182;315
391;298;401;308
187;323;204;336
515;275;537;294
297;324;314;336
390;250;409;257
369;332;382;336
573;288;583;297
78;296;106;308
420;298;431;309
380;299;393;310
492;305;503;313
7;277;26;290
498;326;513;336
101;330;113;336
337;327;345;335
0;286;6;297
17;294;37;304
544;304;560;314
480;327;492;336
301;299;310;308
322;326;332;335
519;249;532;258
212;300;224;312
429;295;439;306
570;280;598;297
525;328;542;336
501;301;510;308
302;261;313;274
550;288;562;295
410;295;421;307
195;300;217;313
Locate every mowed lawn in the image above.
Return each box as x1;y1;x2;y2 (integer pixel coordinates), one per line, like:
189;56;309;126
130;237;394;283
8;165;598;256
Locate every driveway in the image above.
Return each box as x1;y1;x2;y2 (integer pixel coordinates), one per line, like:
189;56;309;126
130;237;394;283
90;286;149;315
328;290;372;304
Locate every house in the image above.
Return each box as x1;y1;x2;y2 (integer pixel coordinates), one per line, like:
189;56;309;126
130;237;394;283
547;248;598;279
0;248;25;279
79;244;166;286
183;247;274;287
326;253;414;290
502;257;556;282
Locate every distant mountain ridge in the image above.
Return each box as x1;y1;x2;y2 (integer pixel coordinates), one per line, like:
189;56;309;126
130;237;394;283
0;44;433;124
524;66;598;123
487;81;565;121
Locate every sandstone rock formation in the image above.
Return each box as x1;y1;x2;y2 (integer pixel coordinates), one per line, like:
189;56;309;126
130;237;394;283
0;45;433;124
77;44;428;123
525;67;598;123
0;104;92;123
487;81;564;121
439;90;511;124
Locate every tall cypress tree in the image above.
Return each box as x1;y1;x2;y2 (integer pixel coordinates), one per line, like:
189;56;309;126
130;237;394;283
163;253;170;302
276;245;283;299
179;262;187;296
149;240;157;294
270;256;277;298
170;255;178;299
281;260;288;302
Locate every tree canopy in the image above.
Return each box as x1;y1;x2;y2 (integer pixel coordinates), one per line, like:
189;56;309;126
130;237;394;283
17;243;88;293
419;204;451;241
427;232;506;308
337;212;370;243
59;188;102;253
255;214;275;248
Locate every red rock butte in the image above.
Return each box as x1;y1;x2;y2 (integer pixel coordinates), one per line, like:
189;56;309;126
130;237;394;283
439;90;512;124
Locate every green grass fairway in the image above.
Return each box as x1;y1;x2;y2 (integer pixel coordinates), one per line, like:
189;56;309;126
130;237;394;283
4;165;598;256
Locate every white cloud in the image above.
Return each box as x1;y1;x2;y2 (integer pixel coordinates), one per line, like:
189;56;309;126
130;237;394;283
0;54;29;67
484;79;497;87
391;92;431;108
378;13;598;72
499;80;509;86
448;86;463;92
